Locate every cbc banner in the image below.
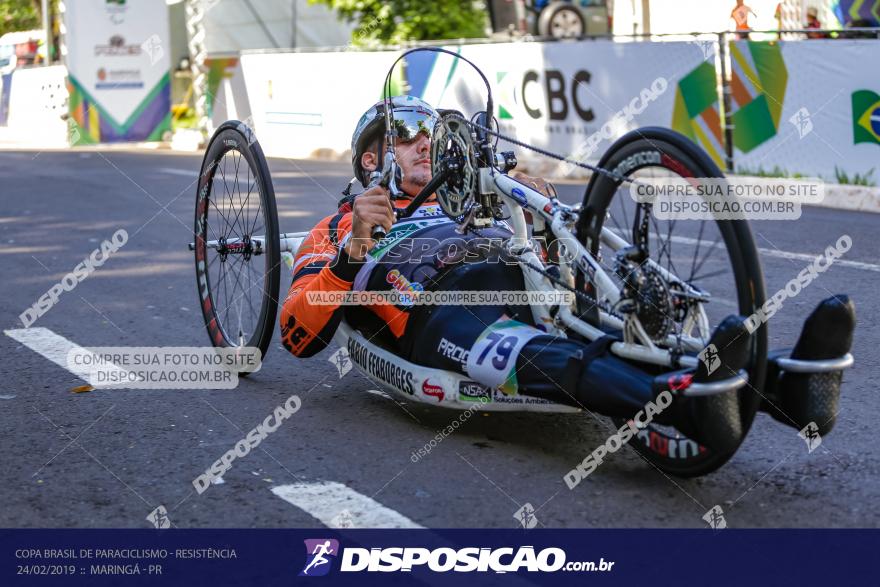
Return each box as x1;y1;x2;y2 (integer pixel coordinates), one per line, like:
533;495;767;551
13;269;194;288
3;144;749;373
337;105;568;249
64;0;171;144
234;39;879;183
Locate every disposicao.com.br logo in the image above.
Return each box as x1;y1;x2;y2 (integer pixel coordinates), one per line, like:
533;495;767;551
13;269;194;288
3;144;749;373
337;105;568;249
298;540;614;575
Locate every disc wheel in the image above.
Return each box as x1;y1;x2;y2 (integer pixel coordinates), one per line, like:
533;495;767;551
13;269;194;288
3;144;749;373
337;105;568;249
576;127;768;477
193;120;280;369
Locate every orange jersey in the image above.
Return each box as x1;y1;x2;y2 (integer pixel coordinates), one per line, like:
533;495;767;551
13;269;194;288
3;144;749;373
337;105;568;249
279;198;513;358
280;199;432;358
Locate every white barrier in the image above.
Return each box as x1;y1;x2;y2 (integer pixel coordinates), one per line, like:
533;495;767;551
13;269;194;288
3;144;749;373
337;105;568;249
5;65;69;146
731;40;880;182
239;50;398;160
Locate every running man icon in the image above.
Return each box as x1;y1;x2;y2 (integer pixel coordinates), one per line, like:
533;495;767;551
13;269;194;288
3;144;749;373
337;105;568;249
299;539;340;577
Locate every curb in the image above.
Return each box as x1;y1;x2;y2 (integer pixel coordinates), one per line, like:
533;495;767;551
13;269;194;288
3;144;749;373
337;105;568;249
513;157;880;215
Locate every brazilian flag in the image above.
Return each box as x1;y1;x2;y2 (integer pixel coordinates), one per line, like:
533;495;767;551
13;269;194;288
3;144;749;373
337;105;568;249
853;90;880;145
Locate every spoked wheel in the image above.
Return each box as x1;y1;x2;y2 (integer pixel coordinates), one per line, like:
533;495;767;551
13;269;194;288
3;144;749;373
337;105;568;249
193;121;280;369
576;127;768;477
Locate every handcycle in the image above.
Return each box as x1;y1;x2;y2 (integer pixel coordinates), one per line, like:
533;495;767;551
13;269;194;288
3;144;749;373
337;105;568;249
188;47;855;477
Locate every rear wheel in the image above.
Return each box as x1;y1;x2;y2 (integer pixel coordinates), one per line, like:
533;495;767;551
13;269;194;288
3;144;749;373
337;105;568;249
576;127;767;476
193;121;280;368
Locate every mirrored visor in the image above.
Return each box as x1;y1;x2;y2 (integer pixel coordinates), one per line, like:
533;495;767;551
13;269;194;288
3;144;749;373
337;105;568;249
391;108;438;143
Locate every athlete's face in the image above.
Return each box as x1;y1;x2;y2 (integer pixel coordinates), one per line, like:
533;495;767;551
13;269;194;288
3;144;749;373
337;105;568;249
360;132;432;197
396;133;432;195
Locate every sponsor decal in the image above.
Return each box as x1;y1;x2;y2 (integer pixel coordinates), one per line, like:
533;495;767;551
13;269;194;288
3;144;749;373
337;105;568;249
458;381;491;402
421;379;444;402
412;205;443;218
386;269;423;306
95;67;143;89
368;220;436;260
853;89;880;145
438;338;469;368
510;187;528;206
611;150;662;176
491;389;554;405
347;339;415;395
94;35;141;57
105;0;128;25
636;430;704;459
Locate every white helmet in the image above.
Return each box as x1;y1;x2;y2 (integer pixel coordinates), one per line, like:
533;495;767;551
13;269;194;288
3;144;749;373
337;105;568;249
351;95;440;187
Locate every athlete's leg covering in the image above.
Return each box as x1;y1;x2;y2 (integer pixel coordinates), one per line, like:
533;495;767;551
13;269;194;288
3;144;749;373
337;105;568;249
515;336;655;416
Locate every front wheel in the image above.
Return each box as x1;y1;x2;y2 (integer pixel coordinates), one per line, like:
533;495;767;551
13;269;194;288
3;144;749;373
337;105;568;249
193;121;281;368
576;127;768;477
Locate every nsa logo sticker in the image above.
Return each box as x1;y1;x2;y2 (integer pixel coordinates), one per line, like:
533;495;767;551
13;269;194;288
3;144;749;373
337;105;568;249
300;539;339;576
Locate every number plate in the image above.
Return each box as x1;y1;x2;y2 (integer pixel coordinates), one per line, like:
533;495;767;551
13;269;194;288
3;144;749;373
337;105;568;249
465;317;544;395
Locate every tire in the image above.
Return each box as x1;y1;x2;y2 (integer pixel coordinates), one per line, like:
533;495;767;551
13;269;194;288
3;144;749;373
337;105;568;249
193;120;281;370
538;4;585;38
575;127;768;477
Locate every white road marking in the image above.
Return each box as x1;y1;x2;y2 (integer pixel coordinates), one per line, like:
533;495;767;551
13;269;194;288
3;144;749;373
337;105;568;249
670;234;880;273
608;228;880;273
271;481;423;529
159;168;197;178
4;327;124;381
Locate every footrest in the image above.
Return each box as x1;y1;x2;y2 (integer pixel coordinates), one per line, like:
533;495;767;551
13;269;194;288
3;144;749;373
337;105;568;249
658;369;749;397
774;353;853;373
761;295;855;435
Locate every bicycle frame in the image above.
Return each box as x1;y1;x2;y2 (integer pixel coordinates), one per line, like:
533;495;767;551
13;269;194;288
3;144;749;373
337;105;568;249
485;168;711;372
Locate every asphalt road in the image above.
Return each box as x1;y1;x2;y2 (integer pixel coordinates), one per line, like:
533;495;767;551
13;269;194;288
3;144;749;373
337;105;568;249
1;148;877;529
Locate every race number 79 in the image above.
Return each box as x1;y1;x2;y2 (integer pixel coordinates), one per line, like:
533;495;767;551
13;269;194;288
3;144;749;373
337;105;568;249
475;333;518;370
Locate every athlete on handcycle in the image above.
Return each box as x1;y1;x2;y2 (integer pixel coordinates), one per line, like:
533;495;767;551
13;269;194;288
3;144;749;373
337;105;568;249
279;96;790;451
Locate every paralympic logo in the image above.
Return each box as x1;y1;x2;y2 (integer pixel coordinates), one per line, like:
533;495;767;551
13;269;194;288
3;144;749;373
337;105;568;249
300;539;339;577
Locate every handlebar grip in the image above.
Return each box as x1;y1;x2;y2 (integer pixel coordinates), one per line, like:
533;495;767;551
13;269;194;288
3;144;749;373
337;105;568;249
370;224;386;241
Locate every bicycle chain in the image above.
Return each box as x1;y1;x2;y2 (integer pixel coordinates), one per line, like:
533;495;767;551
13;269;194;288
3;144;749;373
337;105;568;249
464;118;637;186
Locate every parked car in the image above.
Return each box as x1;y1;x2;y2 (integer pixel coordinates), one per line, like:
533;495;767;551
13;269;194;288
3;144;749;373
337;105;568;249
488;0;610;39
531;0;610;38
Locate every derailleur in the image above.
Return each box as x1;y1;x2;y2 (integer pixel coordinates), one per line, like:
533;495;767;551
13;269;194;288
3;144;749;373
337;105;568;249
614;245;673;344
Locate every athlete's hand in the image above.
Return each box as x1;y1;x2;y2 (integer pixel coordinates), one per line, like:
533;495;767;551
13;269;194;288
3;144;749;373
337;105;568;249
511;171;555;198
344;186;395;261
